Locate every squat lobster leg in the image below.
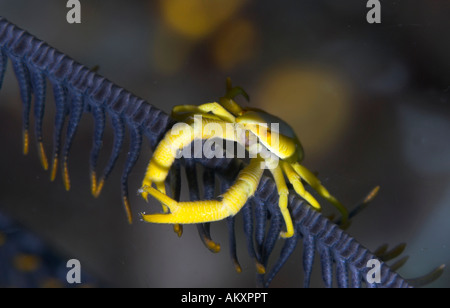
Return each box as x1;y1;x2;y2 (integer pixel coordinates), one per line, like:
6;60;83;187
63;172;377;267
267;162;293;238
281;161;321;211
141;158;264;224
291;162;349;226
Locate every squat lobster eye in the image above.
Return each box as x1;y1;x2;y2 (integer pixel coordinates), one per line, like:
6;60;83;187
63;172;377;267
139;78;349;240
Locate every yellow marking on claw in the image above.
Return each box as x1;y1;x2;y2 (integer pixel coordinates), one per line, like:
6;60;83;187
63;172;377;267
94;178;105;198
364;185;380;204
50;157;58;181
90;171;97;197
38;142;49;170
233;261;242;273
23;129;29;155
256;262;266;274
173;224;183;237
204;238;221;253
63;161;71;191
123;196;133;224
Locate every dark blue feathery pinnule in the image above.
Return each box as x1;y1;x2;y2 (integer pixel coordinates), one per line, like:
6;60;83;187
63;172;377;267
226;215;241;273
10;56;32;151
302;233;317;287
49;82;67;180
253;197;267;265
169;160;181;202
185;158;207;242
202;167;215;200
89;105;106;180
241;201;262;271
258;178;283;267
0;16;418;288
97;113;125;187
0;48;7;89
28;68;46;158
262;223;299;286
61;90;84;188
183;157;219;252
185;158;200;201
120;124;142;222
218;177;241;272
317;242;333;288
199;167;215;249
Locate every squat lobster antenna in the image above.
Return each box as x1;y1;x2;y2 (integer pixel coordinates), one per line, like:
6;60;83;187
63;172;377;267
225;77;250;102
333;185;380;228
350;185;380;218
219;77;248;117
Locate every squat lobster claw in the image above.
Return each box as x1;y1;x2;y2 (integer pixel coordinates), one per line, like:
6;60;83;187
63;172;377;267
141;156;265;224
139;78;349;239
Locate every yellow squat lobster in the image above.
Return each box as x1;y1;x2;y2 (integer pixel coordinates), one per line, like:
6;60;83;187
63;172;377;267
139;78;348;239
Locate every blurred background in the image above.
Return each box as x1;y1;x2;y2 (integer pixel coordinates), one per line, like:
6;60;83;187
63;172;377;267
0;0;449;287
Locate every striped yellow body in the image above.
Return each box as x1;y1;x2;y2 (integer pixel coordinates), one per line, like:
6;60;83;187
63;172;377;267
141;117;238;201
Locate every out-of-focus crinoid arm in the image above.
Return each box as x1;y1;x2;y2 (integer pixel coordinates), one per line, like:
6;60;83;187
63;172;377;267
0;16;443;287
